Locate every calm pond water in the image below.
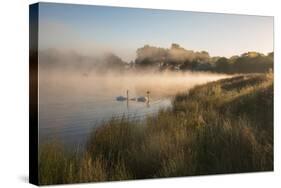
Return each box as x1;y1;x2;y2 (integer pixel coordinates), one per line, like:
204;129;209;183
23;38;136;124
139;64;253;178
39;70;227;147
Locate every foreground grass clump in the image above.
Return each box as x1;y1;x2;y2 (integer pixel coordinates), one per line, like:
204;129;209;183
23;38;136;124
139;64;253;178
39;73;273;185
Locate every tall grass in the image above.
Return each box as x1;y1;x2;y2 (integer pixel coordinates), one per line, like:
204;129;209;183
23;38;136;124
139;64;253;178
39;73;273;185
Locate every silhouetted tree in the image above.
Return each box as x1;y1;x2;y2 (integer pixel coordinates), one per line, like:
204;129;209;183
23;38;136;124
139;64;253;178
215;57;230;73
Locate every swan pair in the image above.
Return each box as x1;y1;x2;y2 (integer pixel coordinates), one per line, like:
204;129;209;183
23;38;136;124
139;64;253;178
116;96;149;102
116;90;150;103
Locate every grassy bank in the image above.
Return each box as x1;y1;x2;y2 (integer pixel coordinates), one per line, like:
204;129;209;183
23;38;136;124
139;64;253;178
39;73;273;185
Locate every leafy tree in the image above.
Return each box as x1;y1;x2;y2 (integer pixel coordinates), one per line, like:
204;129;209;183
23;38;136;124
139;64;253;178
215;57;230;73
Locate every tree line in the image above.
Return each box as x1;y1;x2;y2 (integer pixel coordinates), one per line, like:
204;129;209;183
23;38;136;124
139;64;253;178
134;44;273;73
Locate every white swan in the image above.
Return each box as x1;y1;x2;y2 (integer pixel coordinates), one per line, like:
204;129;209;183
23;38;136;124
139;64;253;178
116;96;127;101
137;96;148;102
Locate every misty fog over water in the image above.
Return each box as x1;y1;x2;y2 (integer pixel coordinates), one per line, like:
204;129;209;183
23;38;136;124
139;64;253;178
39;69;229;147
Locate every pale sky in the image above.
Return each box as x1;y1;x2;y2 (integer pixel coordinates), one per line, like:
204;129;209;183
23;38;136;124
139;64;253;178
38;2;274;61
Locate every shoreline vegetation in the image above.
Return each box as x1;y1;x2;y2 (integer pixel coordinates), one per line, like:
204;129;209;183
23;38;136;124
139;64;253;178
39;73;273;185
